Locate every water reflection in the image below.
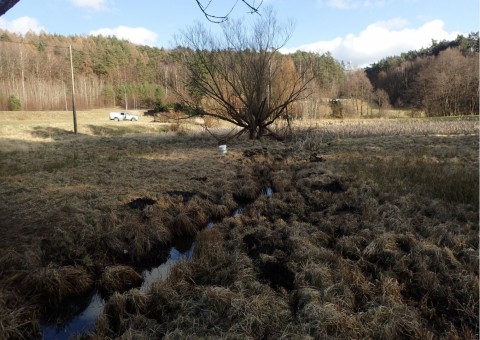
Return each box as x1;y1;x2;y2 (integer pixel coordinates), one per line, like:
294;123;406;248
42;237;195;339
140;237;195;293
42;291;105;340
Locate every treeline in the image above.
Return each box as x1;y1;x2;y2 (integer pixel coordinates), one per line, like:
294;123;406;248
365;33;479;116
0;29;478;117
0;30;345;114
0;31;173;110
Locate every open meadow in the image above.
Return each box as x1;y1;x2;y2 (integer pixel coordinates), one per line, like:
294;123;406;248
0;110;478;339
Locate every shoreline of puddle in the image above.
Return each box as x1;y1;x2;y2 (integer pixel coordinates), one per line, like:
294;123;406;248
41;188;273;339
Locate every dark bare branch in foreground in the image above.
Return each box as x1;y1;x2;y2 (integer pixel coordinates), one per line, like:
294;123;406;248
0;0;20;16
195;0;263;23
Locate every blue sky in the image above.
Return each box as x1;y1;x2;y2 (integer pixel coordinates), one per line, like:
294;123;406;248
0;0;478;67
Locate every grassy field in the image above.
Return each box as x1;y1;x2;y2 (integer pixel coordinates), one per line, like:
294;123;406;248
0;110;478;338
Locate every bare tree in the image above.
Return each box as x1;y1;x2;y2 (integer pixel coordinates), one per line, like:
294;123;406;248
176;9;313;139
344;69;373;116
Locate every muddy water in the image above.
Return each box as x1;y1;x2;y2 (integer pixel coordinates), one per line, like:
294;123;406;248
41;237;195;339
139;236;194;293
41;188;273;339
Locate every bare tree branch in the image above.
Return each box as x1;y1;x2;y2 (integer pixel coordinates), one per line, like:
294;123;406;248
0;0;20;16
195;0;262;23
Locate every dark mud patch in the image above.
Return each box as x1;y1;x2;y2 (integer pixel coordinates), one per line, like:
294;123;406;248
334;204;361;215
243;231;292;261
190;176;207;182
311;179;346;193
309;153;326;162
128;197;157;210
260;261;295;291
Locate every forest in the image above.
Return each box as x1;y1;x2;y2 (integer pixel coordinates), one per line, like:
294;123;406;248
0;29;478;117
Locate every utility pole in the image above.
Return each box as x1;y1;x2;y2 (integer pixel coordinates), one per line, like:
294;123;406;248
69;45;78;134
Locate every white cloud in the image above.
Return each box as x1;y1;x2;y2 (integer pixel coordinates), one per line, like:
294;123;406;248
318;0;390;9
281;19;461;67
0;16;45;35
70;0;111;11
89;26;158;46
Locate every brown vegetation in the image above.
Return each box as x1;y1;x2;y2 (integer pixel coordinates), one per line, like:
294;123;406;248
0;112;478;338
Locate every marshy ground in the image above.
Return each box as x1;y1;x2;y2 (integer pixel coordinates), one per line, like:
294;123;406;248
0;111;478;338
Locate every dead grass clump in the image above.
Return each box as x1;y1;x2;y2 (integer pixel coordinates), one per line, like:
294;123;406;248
0;249;27;269
146;281;184;324
362;304;422;339
185;199;210;227
226;289;293;338
93;289;150;338
199;286;236;317
120;222;172;261
335;235;368;261
100;265;143;295
201;200;230;221
193;227;224;261
305;302;363;338
192;228;237;287
101;292;127;335
395;233;418;253
0;290;38;339
429;223;467;251
363;233;401;268
171;212;197;237
159;197;210;238
83;214;127;261
232;179;261;204
28;265;93;303
123;289;148;315
415;242;461;273
208;180;238;211
270;171;292;193
323;282;356;310
297;262;333;290
378;276;404;305
339;264;375;309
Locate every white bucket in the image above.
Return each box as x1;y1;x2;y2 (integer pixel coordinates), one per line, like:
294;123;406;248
218;144;227;155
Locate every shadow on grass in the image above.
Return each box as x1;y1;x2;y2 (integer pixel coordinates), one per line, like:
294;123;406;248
31;127;84;140
87;124;170;136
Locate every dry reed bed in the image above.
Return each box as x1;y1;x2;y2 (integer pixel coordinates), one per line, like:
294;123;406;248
0;115;478;338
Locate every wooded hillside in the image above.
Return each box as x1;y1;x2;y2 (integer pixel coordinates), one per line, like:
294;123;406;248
0;30;478;117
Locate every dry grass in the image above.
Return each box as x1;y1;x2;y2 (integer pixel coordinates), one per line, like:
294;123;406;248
99;265;143;295
0;111;478;338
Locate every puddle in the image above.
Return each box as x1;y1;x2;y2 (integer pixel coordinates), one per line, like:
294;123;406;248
263;187;273;196
41;291;105;340
41;237;195;339
232;207;244;217
41;188;272;338
139;236;194;293
128;197;157;210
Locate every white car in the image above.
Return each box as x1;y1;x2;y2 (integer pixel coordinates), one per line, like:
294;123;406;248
109;111;139;121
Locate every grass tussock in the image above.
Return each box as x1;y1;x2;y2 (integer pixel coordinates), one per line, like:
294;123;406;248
24;265;94;304
99;265;143;296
